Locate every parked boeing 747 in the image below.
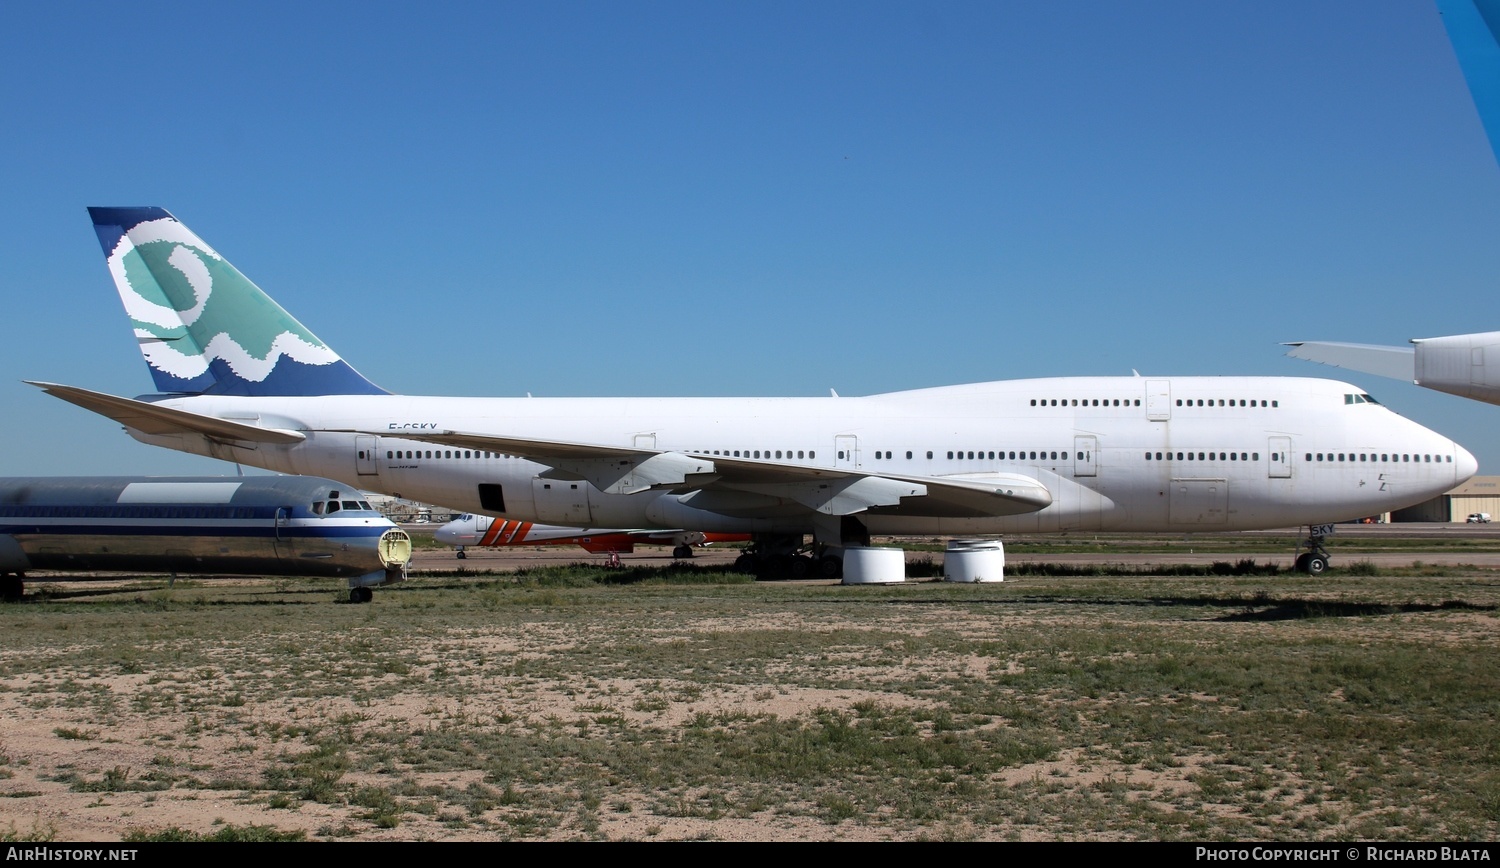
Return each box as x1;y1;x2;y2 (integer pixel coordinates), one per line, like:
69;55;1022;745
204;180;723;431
31;208;1479;577
0;476;412;602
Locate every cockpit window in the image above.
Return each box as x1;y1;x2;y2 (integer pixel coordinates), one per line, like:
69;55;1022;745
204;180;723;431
458;514;472;521
311;502;324;515
342;501;361;510
326;501;341;513
1344;393;1382;405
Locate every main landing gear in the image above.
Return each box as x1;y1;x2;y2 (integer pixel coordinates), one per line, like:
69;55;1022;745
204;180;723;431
733;517;873;580
731;533;843;580
348;586;375;604
1293;526;1333;575
1;573;23;602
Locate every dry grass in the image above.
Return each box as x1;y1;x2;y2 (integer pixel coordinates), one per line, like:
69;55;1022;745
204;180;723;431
0;565;1496;841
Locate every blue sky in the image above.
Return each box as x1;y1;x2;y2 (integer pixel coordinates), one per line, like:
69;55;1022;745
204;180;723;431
4;0;1500;477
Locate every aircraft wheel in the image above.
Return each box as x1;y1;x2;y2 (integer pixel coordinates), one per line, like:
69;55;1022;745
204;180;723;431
349;587;374;604
456;550;467;560
761;555;794;580
672;545;693;560
1;575;23;602
1293;553;1311;573
1304;555;1329;576
787;555;813;579
733;553;758;574
817;555;842;579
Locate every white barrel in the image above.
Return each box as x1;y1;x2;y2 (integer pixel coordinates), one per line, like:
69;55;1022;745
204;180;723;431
841;547;907;584
944;539;1005;583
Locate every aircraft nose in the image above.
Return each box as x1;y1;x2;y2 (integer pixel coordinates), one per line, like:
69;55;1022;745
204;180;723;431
1455;442;1479;482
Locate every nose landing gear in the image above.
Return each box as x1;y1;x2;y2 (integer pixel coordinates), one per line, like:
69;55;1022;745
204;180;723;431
1294;525;1333;575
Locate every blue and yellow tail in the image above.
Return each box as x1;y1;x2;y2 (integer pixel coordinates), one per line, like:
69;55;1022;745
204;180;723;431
88;207;386;397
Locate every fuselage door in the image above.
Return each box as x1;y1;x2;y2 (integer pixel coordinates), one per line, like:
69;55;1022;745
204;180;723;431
1268;436;1292;479
834;435;859;469
1146;380;1171;421
1073;435;1098;477
355;435;379;476
273;506;296;559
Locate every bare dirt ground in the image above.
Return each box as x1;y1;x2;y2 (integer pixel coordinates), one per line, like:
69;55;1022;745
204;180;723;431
1;529;1496;842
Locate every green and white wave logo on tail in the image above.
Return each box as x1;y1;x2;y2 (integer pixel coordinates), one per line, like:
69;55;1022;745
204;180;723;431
89;207;385;396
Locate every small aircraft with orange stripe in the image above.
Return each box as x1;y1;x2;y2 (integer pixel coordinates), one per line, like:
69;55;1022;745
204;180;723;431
434;513;748;559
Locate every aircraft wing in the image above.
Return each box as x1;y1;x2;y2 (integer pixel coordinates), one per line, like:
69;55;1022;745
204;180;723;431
28;382;307;444
1281;342;1416;382
394;429;1051;518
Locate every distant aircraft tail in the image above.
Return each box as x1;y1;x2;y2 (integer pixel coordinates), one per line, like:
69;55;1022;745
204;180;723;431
1437;0;1500;167
88;207;387;397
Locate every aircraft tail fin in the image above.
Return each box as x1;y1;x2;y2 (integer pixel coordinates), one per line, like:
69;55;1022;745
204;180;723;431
88;207;387;397
1437;0;1500;167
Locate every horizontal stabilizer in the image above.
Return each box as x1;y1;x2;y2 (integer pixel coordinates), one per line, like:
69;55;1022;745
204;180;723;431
27;381;306;444
1282;342;1415;382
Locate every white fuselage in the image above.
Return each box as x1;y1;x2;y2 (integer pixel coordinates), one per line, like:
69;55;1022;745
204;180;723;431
128;375;1476;536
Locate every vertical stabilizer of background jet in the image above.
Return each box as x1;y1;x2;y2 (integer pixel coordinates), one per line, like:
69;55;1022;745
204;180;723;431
87;207;387;398
1437;0;1500;167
